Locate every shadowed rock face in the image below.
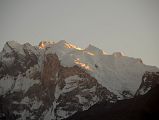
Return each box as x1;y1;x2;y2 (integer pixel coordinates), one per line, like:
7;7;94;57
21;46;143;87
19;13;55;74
0;47;116;120
41;54;60;87
136;72;159;96
65;84;159;120
0;42;38;77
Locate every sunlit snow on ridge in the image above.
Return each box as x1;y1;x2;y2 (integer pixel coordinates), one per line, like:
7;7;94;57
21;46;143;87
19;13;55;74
38;40;158;97
2;40;159;97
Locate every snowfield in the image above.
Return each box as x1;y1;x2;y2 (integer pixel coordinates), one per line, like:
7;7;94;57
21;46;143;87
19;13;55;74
0;40;159;120
41;40;158;96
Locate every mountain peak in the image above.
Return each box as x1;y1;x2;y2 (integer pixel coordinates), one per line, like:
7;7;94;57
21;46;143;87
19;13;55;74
0;40;159;120
112;52;125;57
3;40;25;55
5;40;21;49
85;44;106;55
38;41;55;49
58;40;67;44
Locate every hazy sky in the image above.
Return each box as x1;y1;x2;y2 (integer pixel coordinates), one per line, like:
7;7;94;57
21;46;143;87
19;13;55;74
0;0;159;67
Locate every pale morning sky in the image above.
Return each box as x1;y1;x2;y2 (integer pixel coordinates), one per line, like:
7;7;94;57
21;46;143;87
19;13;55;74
0;0;159;67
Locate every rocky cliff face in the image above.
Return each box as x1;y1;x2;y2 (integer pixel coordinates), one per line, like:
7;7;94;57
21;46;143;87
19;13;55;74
0;40;158;120
65;84;159;120
136;72;159;96
0;42;39;77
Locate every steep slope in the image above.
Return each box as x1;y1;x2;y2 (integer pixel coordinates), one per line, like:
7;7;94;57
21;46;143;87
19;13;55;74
0;41;39;77
65;83;159;120
136;72;159;95
0;40;158;120
43;40;158;98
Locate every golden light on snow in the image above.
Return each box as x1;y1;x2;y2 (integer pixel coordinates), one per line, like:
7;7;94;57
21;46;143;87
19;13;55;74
65;43;76;49
76;47;83;50
64;43;83;50
39;42;45;49
74;58;92;71
84;51;95;56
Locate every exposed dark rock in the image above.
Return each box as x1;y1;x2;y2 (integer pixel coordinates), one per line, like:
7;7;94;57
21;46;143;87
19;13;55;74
136;72;159;96
65;84;159;120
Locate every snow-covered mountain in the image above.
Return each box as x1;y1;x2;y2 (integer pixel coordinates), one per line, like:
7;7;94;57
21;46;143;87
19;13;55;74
0;40;158;120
